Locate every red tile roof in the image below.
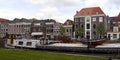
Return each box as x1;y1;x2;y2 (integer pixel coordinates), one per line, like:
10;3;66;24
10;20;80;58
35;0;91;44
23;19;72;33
0;18;8;22
75;7;105;16
116;13;120;21
111;13;120;22
110;17;117;22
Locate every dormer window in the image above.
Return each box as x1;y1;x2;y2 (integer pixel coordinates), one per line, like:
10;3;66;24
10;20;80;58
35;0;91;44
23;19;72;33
96;12;98;15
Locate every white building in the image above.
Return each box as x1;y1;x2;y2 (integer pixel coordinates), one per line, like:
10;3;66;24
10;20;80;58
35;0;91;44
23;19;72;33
63;19;73;39
53;22;62;37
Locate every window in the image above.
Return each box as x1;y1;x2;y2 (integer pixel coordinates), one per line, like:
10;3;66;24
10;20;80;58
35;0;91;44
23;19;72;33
92;18;96;21
93;32;96;35
113;34;117;38
26;42;32;46
108;34;110;38
87;19;90;22
76;24;78;28
6;29;8;31
18;41;23;45
86;24;90;29
75;19;79;22
93;24;96;29
86;17;90;22
81;25;84;28
99;17;103;22
66;29;69;32
113;27;118;32
70;29;71;32
119;34;120;38
86;31;90;34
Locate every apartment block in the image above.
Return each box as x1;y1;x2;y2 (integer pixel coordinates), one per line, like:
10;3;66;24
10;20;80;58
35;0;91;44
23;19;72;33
31;20;46;39
7;18;32;39
74;7;109;40
45;19;56;39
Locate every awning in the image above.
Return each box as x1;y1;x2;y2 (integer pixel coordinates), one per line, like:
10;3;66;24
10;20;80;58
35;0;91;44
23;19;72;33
31;32;43;35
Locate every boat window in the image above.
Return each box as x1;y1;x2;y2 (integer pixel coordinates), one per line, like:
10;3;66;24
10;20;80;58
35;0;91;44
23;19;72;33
26;42;32;46
18;41;23;45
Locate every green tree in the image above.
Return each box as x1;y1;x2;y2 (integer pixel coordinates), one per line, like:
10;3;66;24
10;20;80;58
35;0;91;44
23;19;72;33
59;26;66;36
76;27;84;39
97;23;105;39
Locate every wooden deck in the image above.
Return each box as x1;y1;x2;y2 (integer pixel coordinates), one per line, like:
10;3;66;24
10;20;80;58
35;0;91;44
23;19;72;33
80;39;109;48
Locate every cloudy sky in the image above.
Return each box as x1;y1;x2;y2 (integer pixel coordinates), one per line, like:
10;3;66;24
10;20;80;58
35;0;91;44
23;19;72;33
0;0;120;23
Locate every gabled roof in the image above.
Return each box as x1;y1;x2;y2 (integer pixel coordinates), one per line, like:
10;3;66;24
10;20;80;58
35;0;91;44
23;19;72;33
75;7;105;16
63;19;73;25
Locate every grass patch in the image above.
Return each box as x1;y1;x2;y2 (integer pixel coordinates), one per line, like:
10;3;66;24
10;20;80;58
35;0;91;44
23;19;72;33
0;48;107;60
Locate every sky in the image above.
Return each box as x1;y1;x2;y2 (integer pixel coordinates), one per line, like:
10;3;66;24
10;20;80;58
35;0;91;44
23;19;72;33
0;0;120;23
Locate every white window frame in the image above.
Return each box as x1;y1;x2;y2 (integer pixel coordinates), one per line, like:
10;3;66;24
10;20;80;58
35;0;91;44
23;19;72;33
113;34;117;38
99;17;103;22
92;17;96;21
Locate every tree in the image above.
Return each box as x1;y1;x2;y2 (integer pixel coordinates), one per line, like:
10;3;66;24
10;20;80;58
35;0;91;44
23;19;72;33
97;23;105;39
59;26;66;37
58;26;71;43
76;27;84;39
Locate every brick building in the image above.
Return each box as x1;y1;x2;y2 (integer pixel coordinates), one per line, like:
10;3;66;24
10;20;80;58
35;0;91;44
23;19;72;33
0;18;9;38
107;13;120;40
74;7;109;40
63;19;73;39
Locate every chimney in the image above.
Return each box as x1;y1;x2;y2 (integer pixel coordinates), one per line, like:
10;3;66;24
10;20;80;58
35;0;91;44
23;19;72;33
76;11;79;13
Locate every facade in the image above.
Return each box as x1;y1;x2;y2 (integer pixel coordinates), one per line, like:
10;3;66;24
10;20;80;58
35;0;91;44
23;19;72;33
0;6;119;41
0;18;9;38
107;13;120;40
45;19;56;39
63;19;73;39
7;18;32;39
74;7;109;40
53;22;62;39
31;20;46;39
